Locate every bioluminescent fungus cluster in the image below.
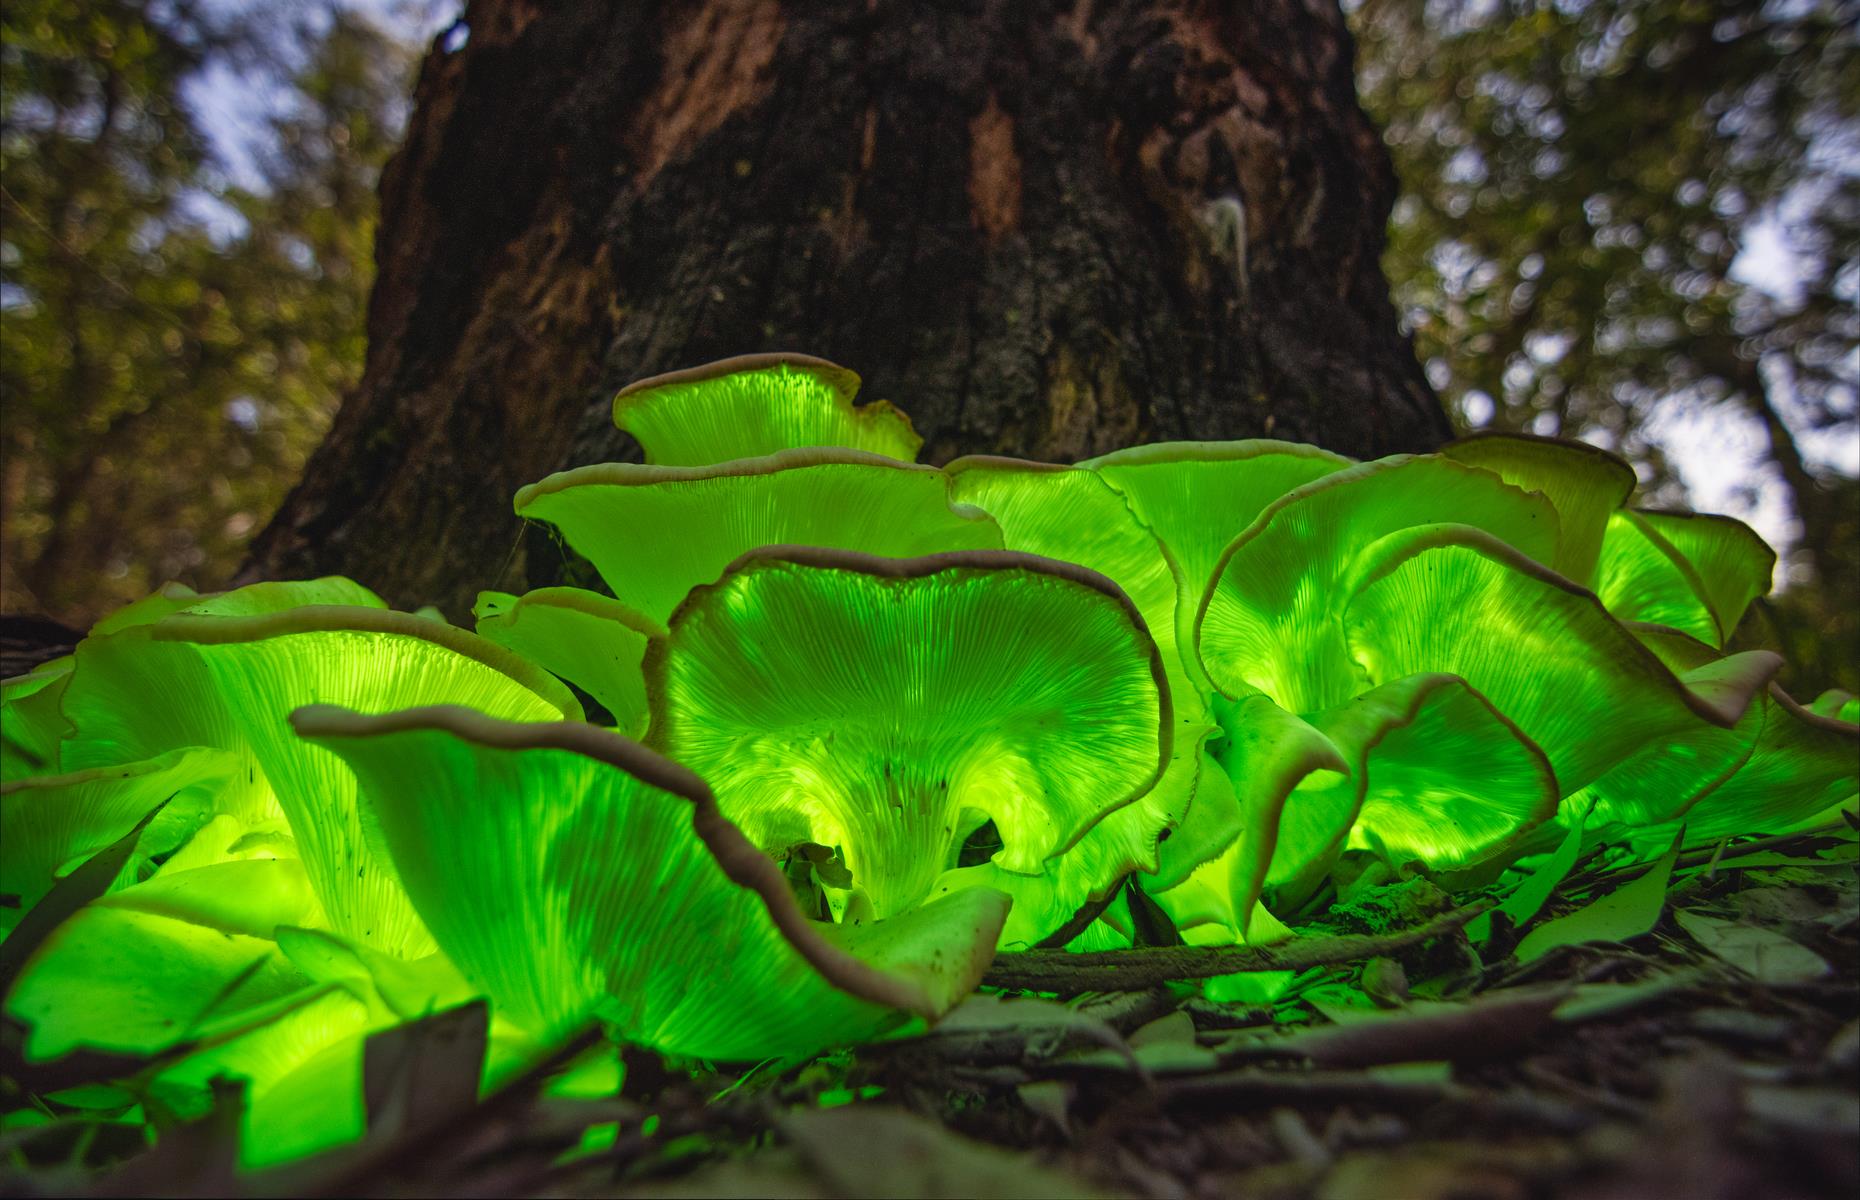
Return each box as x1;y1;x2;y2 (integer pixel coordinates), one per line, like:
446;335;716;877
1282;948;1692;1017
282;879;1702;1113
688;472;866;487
3;352;1854;1165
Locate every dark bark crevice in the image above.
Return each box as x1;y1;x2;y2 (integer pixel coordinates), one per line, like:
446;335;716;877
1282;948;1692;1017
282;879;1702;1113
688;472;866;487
244;0;1448;615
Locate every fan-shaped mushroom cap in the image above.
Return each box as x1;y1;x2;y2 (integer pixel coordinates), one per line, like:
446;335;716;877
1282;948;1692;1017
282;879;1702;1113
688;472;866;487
1441;432;1637;585
1198;456;1561;713
1674;688;1859;840
473;588;663;735
1594;509;1775;647
0;748;236;932
944;457;1215;934
516;449;1001;623
1084;440;1354;600
1576;622;1859;836
294;705;1010;1061
1;659;73;782
1342;525;1779;796
646;547;1172;921
57;604;580;957
612;353;922;465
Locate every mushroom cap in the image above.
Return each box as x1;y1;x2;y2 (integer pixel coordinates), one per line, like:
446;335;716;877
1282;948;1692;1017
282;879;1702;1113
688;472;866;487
473;587;663;735
1341;524;1778;796
612;353;922;465
57;601;580;958
943;456;1216;936
645;547;1172;919
1594;509;1776;647
1197;455;1560;713
516;449;1002;623
0;747;237;932
1084;439;1354;596
294;704;1011;1061
1578;623;1859;833
1441;432;1637;585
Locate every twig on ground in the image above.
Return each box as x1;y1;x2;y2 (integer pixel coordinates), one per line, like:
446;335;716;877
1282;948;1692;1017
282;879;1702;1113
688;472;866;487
982;901;1492;992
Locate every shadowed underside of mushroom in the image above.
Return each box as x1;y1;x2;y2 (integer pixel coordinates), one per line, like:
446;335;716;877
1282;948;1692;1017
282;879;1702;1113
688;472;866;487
645;547;1172;924
472;587;664;735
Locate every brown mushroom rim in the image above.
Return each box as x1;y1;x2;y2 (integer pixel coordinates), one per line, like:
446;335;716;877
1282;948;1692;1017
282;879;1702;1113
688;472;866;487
486;587;668;641
287;703;977;1019
944;454;1082;475
515;447;953;510
643;544;1177;850
1443;430;1640;503
615;352;862;406
147;605;585;722
1769;683;1860;738
1081;440;1356;469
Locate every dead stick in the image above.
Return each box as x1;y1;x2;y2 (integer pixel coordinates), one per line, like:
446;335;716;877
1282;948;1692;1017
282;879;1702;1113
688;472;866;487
983;900;1491;992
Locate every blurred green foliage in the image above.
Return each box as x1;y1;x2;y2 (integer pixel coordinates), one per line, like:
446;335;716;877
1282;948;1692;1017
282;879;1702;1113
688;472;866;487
0;1;409;624
1354;0;1859;692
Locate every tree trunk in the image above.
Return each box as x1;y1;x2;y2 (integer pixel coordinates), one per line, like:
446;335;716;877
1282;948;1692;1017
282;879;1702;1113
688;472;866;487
242;0;1448;615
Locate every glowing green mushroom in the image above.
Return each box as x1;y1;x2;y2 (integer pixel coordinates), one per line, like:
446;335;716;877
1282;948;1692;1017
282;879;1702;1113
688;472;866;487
473;588;663;734
1084;440;1354;611
1342;525;1777;797
1580;620;1859;837
0;748;236;931
1;659;73;781
516;449;1001;623
1440;432;1637;584
943;456;1219;938
1197;455;1561;714
56;605;581;957
294;704;1011;1060
7;855;323;1061
1675;690;1859;840
1593;509;1775;647
613;353;923;465
646;547;1172;923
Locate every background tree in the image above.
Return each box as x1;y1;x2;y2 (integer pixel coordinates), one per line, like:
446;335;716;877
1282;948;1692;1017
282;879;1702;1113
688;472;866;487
240;0;1449;618
0;2;410;623
1353;0;1859;688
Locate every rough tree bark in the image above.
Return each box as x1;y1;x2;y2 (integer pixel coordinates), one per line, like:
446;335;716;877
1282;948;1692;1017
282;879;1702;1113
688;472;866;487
242;0;1449;615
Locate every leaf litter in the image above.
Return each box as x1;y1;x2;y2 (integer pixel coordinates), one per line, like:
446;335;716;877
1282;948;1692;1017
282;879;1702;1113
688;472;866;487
2;822;1855;1199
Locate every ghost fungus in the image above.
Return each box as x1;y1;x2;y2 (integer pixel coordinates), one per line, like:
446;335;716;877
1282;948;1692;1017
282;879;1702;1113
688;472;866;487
473;588;663;734
1440;431;1637;585
943;457;1218;939
56;602;581;957
612;352;922;466
645;547;1172;921
516;449;1001;624
1593;509;1776;647
1084;440;1355;612
0;659;74;781
293;704;1011;1061
0;748;237;931
1584;621;1859;837
1342;524;1777;796
1197;455;1561;714
946;456;1183;670
6;854;323;1061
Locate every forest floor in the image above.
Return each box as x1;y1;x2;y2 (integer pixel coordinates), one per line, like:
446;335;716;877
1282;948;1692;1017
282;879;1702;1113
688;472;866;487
82;817;1851;1200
